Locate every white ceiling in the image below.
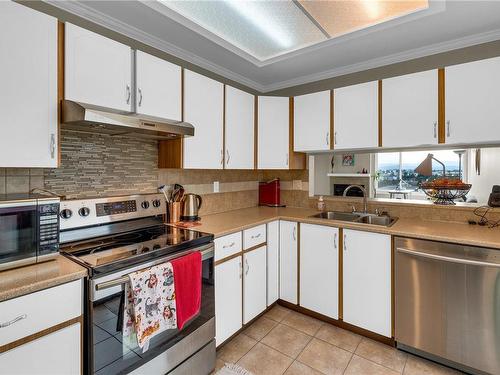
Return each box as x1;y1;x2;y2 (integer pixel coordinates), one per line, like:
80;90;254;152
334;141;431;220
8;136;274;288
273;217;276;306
48;0;500;93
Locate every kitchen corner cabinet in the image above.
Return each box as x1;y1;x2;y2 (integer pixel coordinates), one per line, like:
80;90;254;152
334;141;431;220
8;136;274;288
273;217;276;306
279;221;298;304
243;246;267;323
445;56;500;145
300;224;339;319
135;50;181;120
183;70;224;169
382;70;438;148
267;221;280;306
215;256;242;345
343;229;392;337
225;86;255;169
0;1;58;168
294;90;331;152
334;81;379;150
65;23;132;112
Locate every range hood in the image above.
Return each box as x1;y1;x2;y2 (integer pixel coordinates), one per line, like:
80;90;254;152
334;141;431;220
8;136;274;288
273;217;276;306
61;100;194;140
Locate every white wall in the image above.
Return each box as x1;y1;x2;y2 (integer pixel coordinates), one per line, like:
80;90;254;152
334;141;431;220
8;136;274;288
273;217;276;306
467;147;500;204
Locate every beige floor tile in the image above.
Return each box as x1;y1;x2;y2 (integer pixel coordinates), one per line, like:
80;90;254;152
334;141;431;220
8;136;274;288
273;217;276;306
284;361;323;375
297;338;352;375
244;316;278;341
403;354;464;375
217;333;258;363
345;355;401;375
281;311;323;336
355;338;407;373
264;305;292;322
237;343;294;375
261;323;312;358
315;324;362;353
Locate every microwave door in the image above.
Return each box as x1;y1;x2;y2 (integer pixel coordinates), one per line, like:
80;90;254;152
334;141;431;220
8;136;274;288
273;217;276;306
0;204;37;268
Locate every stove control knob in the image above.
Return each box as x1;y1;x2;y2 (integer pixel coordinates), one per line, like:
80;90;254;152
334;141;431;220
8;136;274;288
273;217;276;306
60;209;72;219
152;199;161;208
141;201;150;209
78;207;90;217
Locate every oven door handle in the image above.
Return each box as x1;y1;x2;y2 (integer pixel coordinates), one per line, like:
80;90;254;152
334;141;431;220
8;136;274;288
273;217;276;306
95;244;214;291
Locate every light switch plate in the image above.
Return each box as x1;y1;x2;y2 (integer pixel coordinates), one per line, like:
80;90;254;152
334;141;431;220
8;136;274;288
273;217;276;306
213;181;220;193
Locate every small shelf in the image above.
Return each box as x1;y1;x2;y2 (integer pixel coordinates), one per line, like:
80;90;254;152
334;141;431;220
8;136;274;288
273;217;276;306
327;173;371;177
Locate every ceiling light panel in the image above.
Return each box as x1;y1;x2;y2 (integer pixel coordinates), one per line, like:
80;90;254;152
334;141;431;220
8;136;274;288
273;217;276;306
298;0;429;38
159;0;327;61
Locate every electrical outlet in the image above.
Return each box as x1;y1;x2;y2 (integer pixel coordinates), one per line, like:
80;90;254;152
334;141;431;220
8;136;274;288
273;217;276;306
213;181;220;193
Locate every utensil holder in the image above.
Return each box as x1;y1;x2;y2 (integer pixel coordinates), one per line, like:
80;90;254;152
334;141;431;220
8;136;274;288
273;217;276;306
167;202;182;223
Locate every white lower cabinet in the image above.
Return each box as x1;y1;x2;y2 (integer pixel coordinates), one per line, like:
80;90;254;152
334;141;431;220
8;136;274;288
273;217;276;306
243;246;267;324
0;323;81;375
343;229;392;337
266;221;279;306
215;256;242;346
300;224;339;319
279;221;298;304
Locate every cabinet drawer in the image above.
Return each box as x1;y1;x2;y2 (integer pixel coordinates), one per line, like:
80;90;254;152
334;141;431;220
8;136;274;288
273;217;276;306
214;232;242;261
0;280;82;346
243;224;266;249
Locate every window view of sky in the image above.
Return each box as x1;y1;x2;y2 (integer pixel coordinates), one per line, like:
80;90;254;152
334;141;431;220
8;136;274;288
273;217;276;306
378;150;461;170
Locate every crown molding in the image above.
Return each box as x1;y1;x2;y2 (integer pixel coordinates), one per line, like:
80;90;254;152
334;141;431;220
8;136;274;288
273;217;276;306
261;26;500;92
45;0;266;92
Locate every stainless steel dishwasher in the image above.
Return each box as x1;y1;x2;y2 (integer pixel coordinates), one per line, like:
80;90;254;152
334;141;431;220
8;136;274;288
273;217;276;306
395;237;500;375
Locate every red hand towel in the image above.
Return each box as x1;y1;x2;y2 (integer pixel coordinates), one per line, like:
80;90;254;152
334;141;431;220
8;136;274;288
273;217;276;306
170;251;202;330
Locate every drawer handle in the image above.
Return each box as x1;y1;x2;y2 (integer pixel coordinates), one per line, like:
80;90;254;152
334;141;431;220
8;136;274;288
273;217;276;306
0;314;27;328
223;242;235;249
251;233;261;239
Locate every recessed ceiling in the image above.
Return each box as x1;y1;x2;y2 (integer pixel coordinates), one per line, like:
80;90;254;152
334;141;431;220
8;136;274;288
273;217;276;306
48;1;500;92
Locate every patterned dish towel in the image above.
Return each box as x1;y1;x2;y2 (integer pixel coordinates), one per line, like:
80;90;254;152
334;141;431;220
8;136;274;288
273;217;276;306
123;262;177;351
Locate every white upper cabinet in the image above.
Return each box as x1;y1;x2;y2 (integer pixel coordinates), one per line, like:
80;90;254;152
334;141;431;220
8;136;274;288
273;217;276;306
382;70;438;148
0;1;58;167
258;96;290;169
343;229;392;337
300;224;339;319
334;81;379;150
294;91;331;152
225;86;255;169
135;50;181;120
183;70;224;169
445;57;500;145
65;23;132;112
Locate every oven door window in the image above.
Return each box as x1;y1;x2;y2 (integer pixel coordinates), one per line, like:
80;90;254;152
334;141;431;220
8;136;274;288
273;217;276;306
91;256;214;374
0;205;37;264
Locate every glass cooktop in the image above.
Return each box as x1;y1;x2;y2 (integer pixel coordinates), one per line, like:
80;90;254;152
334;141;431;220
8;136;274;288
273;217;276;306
61;224;212;271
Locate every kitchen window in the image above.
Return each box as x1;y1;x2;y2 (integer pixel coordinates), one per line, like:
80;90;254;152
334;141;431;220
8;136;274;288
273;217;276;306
375;150;467;198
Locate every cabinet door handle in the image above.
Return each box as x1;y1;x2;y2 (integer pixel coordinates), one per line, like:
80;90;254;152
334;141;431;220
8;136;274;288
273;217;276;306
292;226;296;241
251;233;261;239
222;242;235;249
326;132;329;146
334;233;337;250
433;122;437;138
446;120;451;137
220;149;224;166
245;258;249;275
239;260;242;279
126;85;131;105
50;133;56;159
344;234;347;251
0;314;27;328
138;88;143;107
226;150;230;165
286;153;289;166
334;131;337;145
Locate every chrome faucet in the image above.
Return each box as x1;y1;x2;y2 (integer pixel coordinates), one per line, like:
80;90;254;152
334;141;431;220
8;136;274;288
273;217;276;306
343;185;368;214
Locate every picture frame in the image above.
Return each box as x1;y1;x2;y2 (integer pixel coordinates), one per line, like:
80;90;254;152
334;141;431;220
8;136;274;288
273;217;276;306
342;154;355;166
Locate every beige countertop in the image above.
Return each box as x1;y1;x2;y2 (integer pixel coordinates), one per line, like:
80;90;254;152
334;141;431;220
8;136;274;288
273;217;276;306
0;255;87;302
190;206;500;250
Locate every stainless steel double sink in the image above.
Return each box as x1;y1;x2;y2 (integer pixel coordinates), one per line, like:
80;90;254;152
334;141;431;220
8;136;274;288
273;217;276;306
310;211;397;227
